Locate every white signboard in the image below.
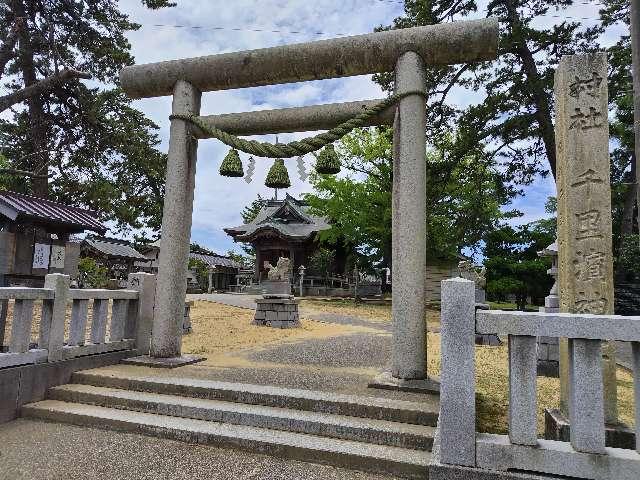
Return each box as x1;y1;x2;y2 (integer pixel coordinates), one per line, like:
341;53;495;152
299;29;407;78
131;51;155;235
32;243;51;269
50;245;66;269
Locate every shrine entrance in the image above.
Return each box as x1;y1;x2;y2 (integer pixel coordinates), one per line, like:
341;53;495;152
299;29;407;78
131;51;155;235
119;18;499;386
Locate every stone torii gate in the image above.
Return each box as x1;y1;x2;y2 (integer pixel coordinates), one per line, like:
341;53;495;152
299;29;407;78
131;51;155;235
120;19;499;383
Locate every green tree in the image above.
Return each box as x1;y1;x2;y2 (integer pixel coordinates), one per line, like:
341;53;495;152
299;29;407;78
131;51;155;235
77;256;108;288
188;257;209;291
190;242;216;256
308;247;335;286
236;194;265;257
306;127;515;271
483;217;556;311
0;0;174;233
377;0;602;183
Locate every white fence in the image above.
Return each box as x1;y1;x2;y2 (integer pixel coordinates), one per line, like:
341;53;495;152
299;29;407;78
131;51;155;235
438;277;640;480
0;273;155;369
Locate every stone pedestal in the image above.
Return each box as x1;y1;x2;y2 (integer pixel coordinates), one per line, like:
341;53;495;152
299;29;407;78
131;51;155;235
254;295;300;328
260;280;291;295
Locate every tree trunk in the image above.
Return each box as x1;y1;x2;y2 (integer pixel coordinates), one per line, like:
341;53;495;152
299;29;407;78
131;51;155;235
504;0;557;180
11;0;48;197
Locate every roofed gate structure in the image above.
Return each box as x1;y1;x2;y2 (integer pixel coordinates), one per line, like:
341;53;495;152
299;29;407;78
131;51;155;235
119;18;499;389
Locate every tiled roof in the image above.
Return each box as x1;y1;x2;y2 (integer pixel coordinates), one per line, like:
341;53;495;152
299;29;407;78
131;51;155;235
189;252;240;269
225;195;329;242
83;236;147;261
0;190;106;233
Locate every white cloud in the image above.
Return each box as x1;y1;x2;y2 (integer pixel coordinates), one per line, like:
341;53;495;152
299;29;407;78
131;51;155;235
114;0;625;254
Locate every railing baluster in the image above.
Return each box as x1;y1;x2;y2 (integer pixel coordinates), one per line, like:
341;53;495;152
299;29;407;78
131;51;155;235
124;299;139;339
109;299;128;342
39;299;53;349
568;338;606;454
9;299;34;353
90;299;109;344
508;335;538;445
69;299;89;346
632;341;640;454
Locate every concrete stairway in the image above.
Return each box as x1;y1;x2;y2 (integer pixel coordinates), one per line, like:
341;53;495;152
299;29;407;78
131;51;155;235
21;368;439;479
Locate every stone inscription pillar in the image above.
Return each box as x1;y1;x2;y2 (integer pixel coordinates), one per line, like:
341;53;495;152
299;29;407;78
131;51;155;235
151;80;201;358
555;52;617;423
391;51;428;379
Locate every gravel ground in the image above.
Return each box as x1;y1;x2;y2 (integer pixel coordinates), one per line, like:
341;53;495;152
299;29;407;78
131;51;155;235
0;419;402;480
248;332;392;368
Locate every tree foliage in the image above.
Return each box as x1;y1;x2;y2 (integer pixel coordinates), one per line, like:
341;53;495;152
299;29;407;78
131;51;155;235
484;217;556;310
306;127;515;270
77;256;108;289
377;0;635;276
0;0;174;233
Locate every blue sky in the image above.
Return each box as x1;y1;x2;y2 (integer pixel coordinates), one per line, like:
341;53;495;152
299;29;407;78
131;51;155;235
118;0;624;255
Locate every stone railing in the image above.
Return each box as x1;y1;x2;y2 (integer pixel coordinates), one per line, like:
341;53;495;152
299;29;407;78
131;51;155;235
437;277;640;480
0;272;155;368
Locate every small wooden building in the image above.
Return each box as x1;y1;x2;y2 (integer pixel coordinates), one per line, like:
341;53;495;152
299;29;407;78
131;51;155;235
189;252;240;292
224;195;331;281
81;236;148;286
0;190;105;287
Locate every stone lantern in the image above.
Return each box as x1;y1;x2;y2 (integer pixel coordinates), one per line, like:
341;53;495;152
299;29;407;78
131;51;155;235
537;241;559;313
536;240;559;377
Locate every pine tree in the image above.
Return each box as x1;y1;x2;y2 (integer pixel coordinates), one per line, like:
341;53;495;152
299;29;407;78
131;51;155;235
0;0;174;233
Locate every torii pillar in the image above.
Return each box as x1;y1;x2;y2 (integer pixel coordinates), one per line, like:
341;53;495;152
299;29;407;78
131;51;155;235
118;19;498;371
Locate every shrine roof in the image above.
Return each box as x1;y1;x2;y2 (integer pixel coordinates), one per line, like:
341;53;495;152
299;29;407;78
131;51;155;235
0;190;106;234
224;195;330;242
189;252;240;270
82;236;147;261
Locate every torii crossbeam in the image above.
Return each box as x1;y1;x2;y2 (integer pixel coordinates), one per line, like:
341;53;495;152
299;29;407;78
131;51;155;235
120;18;498;386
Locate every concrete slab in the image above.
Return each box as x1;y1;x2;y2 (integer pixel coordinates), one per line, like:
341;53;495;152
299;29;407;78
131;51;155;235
1;418;401;480
369;371;440;394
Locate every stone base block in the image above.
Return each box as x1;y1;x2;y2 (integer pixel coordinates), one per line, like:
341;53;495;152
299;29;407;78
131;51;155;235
260;281;291;295
254;295;300;329
544;408;636;449
253;320;301;329
121;354;206;369
368;371;440;394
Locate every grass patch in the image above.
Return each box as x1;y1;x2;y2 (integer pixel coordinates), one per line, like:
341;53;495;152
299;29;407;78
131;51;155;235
299;298;441;330
425;332;634;434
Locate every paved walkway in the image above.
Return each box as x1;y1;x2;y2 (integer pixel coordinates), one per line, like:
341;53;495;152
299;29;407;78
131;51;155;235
0;419;401;480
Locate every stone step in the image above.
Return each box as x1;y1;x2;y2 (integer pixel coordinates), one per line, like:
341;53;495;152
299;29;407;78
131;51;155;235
49;383;435;450
71;368;439;426
22;400;431;479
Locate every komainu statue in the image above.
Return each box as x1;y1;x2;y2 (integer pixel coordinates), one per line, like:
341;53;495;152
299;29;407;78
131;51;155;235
264;257;292;281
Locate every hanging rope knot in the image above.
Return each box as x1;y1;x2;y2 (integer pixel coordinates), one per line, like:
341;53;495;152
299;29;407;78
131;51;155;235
169;89;426;158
